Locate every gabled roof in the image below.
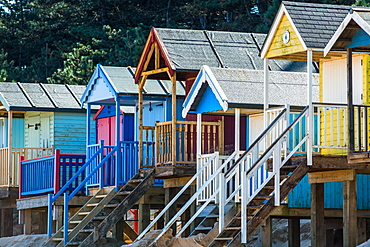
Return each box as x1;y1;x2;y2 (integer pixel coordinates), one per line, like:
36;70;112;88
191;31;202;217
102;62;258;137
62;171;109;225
182;66;319;117
81;65;186;106
324;11;370;55
135;27;314;82
261;1;355;59
0;82;86;112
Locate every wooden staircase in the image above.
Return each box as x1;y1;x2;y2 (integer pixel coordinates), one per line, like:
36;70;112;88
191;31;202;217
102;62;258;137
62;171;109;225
44;169;155;247
207;158;308;247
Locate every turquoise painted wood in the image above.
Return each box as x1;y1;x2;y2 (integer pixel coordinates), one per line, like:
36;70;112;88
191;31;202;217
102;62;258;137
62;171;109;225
2;118;24;147
54;113;95;154
288;174;370;209
345;29;370;49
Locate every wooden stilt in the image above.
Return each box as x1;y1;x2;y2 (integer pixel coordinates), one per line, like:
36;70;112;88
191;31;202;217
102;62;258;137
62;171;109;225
38;210;47;233
261;216;272;247
288;218;300;247
138;204;150;234
165;187;177;234
0;208;13;237
343;178;357;247
311;183;324;247
357;218;366;245
112;219;124;241
54;205;63;232
22;209;32;235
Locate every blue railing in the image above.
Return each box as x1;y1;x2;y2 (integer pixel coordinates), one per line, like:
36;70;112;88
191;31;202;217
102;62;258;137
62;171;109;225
19;150;86;197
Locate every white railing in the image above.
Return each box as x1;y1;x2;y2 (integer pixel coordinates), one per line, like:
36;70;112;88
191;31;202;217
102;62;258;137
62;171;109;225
235;106;309;243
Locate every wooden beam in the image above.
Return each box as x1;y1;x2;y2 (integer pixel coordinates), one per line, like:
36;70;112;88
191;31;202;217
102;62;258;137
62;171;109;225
0;208;13;237
141;67;169;76
138;204;150;234
138;83;143;168
171;72;177;166
155;42;160;70
165;187;177;234
163;176;195;188
343;179;357;247
143;43;155;73
311;183;324;247
308;169;355;184
123;220;138;241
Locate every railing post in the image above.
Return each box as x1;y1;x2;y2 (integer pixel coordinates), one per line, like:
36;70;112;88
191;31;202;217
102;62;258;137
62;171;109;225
19;156;24;199
273;144;280;206
219;173;225;234
285;105;290;152
241;171;247;244
47;193;53;236
307;49;313;165
64;192;69;244
99;140;104;189
54;149;61;194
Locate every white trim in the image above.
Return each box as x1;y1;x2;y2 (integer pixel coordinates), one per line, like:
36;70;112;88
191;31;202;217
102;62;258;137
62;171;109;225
99;65;119;93
181;65;229;118
261;5;307;58
324;12;370;56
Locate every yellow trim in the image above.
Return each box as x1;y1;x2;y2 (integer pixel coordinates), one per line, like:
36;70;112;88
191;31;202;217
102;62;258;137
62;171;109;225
265;14;305;59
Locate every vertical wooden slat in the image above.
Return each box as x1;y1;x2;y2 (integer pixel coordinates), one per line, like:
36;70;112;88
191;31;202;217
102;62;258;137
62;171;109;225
8;111;12;186
155;123;160;166
207;125;211;154
220;117;224;155
357;107;362;151
184;124;188;162
190;123;194;161
201;125;205;154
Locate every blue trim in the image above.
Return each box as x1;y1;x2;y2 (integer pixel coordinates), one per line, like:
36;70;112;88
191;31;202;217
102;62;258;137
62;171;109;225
345;29;370;49
195;86;224;114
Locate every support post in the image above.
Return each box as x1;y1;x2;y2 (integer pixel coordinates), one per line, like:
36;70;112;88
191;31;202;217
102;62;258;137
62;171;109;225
288;218;300;247
311;183;324;247
171;73;177;166
307;49;313;166
347;48;354;153
115;98;121;190
165;187;177;234
264;58;269;128
261;217;272;247
235;108;240;152
343;178;357;247
54;149;61;194
8;110;12;186
0;208;13;237
86;104;91;146
138;81;143;168
138;204;150;234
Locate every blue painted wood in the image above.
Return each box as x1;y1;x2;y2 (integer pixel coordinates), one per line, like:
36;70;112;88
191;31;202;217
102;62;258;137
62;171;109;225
54;112;95;154
288;174;370;209
345;29;370;49
194;86;223;114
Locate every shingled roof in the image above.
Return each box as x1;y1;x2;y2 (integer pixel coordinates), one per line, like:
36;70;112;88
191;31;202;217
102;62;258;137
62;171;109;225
81;65;186;106
0;82;86;112
155;28;311;73
282;1;353;49
182;66;319;116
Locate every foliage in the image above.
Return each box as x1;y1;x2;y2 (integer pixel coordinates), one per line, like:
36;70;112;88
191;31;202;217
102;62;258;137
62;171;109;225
0;0;363;84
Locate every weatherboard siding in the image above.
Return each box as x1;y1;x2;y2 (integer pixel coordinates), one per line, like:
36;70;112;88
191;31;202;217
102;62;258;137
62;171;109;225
266;14;305;59
54;112;94;154
288;174;370;209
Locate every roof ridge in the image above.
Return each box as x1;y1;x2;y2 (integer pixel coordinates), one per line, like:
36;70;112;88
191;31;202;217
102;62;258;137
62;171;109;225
39;83;59;108
16;82;36;107
203;30;226;68
283;1;353;10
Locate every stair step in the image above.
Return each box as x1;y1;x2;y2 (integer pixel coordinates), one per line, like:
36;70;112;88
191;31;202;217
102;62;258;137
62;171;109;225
52;238;64;241
66;242;81;246
206;214;219;218
105;203;120;208
86;203;99;207
195;226;213;231
93;216;107;220
70;220;82;224
130;179;144;183
214;237;233;241
80;228;93;233
263;186;274;190
95;194;107;199
281;165;298;170
117;191;131;196
247;205;261;209
78;211;89;216
224;227;241;231
254;195;270;200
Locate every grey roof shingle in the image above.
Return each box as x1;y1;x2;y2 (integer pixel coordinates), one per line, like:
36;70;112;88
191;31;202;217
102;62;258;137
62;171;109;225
209;68;319;107
156;28;314;73
283;1;355;49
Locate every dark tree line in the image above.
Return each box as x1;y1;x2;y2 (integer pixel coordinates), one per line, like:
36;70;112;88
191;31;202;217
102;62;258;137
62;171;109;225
0;0;361;85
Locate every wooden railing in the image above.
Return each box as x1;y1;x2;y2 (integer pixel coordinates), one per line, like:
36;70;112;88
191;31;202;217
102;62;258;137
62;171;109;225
155;120;223;166
0;147;53;187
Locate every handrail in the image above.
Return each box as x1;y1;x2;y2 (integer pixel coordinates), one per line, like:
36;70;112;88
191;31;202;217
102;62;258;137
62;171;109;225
225;108;288;177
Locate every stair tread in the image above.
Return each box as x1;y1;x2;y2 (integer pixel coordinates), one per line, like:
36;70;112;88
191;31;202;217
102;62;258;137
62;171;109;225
205;214;219;218
86;203;99;207
70;220;82;224
129;179;144;183
195;226;213;230
105;203;120;208
214;237;233;241
52;238;64;241
78;211;89;216
95;194;107;199
224;227;241;231
117;191;131;195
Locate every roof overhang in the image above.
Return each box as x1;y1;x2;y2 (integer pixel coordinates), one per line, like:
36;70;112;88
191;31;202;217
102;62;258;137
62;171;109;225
182;65;228;118
324;11;370;56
